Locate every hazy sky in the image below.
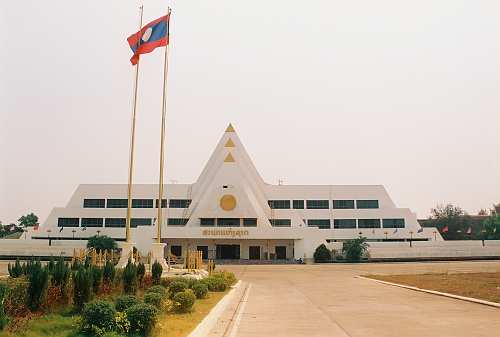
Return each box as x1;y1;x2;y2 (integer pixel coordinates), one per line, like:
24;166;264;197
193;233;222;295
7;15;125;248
1;0;499;225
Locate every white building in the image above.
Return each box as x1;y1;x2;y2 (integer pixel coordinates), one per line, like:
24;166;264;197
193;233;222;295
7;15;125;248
37;124;441;261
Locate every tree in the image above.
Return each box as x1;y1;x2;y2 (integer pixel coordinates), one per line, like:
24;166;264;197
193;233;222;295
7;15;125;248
313;244;332;263
483;214;500;240
478;209;489;216
86;235;117;252
18;213;38;227
429;204;470;240
342;237;369;261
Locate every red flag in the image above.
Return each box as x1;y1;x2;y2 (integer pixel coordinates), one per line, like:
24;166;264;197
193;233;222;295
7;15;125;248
441;226;449;233
127;14;170;65
33;223;39;231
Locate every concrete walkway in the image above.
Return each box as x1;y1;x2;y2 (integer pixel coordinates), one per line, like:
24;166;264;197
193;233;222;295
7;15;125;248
211;261;500;337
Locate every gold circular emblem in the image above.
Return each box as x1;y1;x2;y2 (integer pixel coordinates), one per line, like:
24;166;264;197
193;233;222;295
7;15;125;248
220;194;237;211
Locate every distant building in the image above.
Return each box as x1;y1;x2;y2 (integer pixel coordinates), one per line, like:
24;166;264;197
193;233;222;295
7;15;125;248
37;124;440;260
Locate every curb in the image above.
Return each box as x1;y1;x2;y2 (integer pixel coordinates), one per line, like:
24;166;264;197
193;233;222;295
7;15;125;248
357;276;500;309
187;280;243;337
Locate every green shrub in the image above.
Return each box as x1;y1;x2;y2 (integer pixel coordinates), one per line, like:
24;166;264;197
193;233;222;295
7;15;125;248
27;261;49;311
114;311;130;334
103;261;116;284
80;300;116;333
8;258;23;278
0;283;8;330
313;244;332;263
122;260;137;294
172;290;195;313
137;262;146;283
212;271;236;286
2;278;29;317
87;235;117;251
168;281;187;298
161;277;187;288
192;282;208;299
73;266;93;309
51;257;70;287
202;277;226;292
151;261;163;285
143;292;165;310
125;303;158;335
91;266;103;293
342;237;369;261
145;285;168;299
115;295;140;312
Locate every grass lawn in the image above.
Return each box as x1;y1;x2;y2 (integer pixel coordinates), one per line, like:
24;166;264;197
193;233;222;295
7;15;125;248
367;272;500;303
0;313;84;337
153;290;228;337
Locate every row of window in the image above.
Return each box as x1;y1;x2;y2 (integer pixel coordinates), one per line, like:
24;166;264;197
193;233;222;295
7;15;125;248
200;218;258;227
267;218;405;229
268;199;379;210
58;217;153;228
83;198;191;209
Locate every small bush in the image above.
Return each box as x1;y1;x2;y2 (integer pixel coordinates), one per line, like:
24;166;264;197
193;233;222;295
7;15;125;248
27;261;49;311
2;278;29;317
212;271;236;286
151;261;163;285
8;258;23;278
0;283;8;330
202;277;226;292
168;281;187;298
80;300;116;333
115;295;140;312
125;303;158;335
161;277;187;288
143;292;165;310
313;244;332;263
172;290;195;313
122;260;138;294
145;285;168;299
114;311;130;334
342;237;369;262
192;282;208;299
73;266;93;310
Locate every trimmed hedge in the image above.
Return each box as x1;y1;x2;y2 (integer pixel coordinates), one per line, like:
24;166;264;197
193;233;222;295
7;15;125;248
80;300;116;333
192;282;208;299
125;303;158;335
172;290;195;313
145;285;168;299
168;281;187;298
143;292;165;310
115;295;140;312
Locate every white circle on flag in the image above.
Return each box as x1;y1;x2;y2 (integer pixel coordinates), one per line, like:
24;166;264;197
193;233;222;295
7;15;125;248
142;27;153;42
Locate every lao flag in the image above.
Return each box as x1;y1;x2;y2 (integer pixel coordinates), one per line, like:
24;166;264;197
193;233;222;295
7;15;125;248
127;13;170;65
441;225;449;233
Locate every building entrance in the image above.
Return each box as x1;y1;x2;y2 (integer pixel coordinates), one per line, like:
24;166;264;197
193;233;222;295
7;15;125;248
249;246;260;260
275;246;287;259
197;245;208;259
216;244;240;259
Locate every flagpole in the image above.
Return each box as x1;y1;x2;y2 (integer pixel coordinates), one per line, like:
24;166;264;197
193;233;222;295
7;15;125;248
125;5;144;244
156;8;171;245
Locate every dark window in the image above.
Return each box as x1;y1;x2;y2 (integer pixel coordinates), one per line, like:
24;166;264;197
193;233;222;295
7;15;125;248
169;199;191;208
132;199;153;208
217;218;240;227
130;218;152;227
105;218;126;227
200;218;215;227
243;218;257;227
81;218;103;227
333;219;356;229
269;219;291;227
83;199;105;208
358;219;381;228
307;219;330;229
107;199;128;208
382;218;405;228
170;245;182;257
167;218;189;226
57;218;79;227
293;200;304;209
268;200;290;209
332;200;355;209
306;200;329;209
356;200;379;209
155;199;168;208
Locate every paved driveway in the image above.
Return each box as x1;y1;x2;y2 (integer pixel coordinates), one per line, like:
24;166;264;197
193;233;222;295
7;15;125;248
214;261;500;337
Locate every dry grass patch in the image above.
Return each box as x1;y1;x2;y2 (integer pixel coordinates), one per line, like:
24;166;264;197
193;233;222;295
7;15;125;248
367;272;500;303
153;290;228;337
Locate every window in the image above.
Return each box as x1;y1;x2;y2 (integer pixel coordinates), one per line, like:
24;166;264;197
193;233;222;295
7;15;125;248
383;218;405;228
167;218;189;226
107;199;128;208
243;218;257;227
155;199;168;208
306;200;329;209
170;245;182;257
200;218;215;227
169;199;192;208
268;200;290;209
217;218;240;227
333;219;356;229
83;199;105;208
132;199;153;208
57;218;79;227
269;219;291;227
356;200;379;209
332;200;355;209
293;200;304;209
307;219;330;229
131;218;152;227
358;219;381;228
81;218;103;227
105;218;126;227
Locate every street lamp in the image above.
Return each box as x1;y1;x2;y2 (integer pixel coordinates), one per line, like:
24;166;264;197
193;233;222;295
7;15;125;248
72;229;76;239
47;229;52;246
433;231;437;241
358;231;363;238
97;230;101;237
481;229;486;247
384;231;388;240
409;231;414;247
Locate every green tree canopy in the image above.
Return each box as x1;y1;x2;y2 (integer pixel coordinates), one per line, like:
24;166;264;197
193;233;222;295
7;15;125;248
86;235;117;251
429;204;471;240
483;215;500;240
18;212;38;227
342;237;369;261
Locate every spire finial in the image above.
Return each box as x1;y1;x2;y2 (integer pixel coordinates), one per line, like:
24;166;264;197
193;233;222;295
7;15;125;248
225;123;235;132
